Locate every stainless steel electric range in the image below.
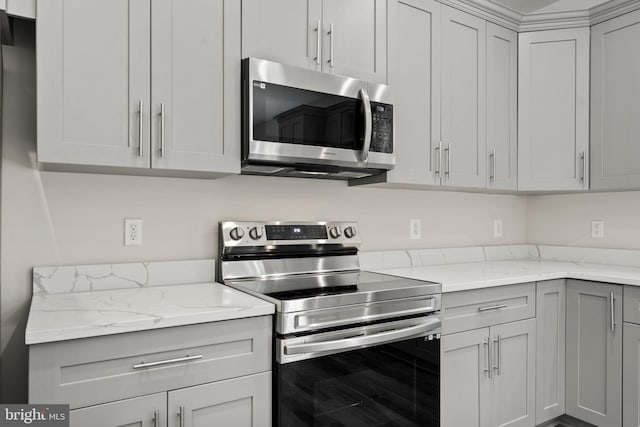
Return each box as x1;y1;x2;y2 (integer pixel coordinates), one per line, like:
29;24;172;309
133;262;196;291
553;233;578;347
218;221;442;427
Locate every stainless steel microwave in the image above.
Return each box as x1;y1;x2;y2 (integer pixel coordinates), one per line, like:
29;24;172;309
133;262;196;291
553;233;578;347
241;58;395;180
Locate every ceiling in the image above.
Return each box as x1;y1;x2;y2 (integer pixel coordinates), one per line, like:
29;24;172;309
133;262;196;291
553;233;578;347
489;0;614;14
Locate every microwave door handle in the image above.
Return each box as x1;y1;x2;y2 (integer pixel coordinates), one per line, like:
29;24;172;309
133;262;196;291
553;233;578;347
359;88;372;163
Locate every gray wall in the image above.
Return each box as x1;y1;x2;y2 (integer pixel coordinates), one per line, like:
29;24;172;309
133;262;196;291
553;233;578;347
0;21;528;402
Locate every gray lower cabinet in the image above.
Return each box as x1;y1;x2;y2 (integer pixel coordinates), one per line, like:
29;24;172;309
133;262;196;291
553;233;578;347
70;393;167;427
441;318;535;427
566;280;623;427
535;280;566;424
624;322;640;427
168;372;271;427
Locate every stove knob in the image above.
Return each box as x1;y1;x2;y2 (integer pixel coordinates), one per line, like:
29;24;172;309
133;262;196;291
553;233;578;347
329;227;342;239
229;227;244;241
344;226;356;239
249;227;263;240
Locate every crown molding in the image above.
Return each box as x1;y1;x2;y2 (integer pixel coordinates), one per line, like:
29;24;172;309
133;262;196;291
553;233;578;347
442;0;640;32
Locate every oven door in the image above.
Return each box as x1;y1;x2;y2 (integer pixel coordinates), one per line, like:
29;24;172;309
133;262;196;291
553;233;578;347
275;316;441;427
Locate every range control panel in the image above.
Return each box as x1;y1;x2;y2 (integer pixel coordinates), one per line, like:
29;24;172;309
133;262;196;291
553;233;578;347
220;221;360;248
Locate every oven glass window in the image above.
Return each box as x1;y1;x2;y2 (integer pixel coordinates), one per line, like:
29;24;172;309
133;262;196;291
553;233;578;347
252;81;364;150
275;338;440;427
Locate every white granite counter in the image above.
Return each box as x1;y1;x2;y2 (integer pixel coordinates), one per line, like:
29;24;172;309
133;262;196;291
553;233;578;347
374;259;640;293
26;261;274;345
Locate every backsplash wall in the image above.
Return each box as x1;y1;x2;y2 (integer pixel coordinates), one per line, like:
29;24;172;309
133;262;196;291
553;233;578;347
0;21;528;402
528;192;640;249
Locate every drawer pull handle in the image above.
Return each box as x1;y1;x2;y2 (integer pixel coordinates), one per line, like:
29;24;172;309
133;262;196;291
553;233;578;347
132;354;203;369
478;304;508;312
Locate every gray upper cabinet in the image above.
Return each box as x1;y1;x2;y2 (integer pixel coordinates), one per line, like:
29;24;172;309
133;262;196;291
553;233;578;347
486;23;517;191
70;393;167;427
624;323;640;427
518;28;590;192
37;0;240;176
167;372;271;427
535;280;566;424
322;0;387;83
566;280;622;427
242;0;387;83
441;328;491;427
241;0;322;71
491;319;536;427
151;0;240;174
384;0;441;186
37;0;151;169
441;5;487;189
591;9;640;190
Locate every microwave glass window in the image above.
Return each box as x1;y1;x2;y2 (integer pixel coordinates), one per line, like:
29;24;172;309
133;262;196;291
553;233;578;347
252;82;364;150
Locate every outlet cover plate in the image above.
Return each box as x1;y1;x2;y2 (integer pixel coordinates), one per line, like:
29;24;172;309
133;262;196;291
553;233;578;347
591;220;604;238
124;218;143;246
410;219;422;240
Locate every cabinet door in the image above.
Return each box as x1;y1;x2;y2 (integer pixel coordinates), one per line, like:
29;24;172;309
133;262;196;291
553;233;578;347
624;322;640;427
441;328;491;427
490;319;536;427
518;28;590;191
591;9;640;190
70;393;166;427
36;0;151;168
168;372;271;427
486;23;517;191
441;6;486;189
385;0;441;186
566;280;622;427
535;280;566;424
322;0;387;83
242;0;322;71
151;0;240;174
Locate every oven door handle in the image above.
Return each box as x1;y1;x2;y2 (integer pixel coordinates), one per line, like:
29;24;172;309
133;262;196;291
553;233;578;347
284;318;441;356
358;88;372;164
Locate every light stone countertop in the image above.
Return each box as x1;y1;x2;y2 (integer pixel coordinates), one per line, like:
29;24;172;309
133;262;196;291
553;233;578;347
26;280;275;345
373;259;640;293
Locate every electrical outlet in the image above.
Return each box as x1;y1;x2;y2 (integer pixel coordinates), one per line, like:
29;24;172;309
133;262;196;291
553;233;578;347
410;219;422;240
124;218;143;246
493;219;503;238
592;220;604;238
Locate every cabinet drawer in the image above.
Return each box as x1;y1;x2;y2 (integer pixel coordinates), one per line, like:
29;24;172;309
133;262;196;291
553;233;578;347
442;283;535;335
30;316;272;409
625;286;640;325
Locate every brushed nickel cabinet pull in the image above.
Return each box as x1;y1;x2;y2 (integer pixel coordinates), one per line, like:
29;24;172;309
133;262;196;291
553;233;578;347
314;19;321;65
138;100;144;157
132;354;203;370
328;24;334;67
159;103;166;158
478;304;507;312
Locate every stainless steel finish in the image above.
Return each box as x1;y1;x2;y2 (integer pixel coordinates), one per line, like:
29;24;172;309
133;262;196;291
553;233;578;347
328;24;334;67
179;405;184;427
132;354;203;370
489;149;496;182
277;316;441;363
153;410;159;427
581;151;586;183
138;100;144;157
445;142;451;177
248;226;263;240
314;19;321;65
359;89;372;163
611;291;615;333
229;226;244;241
344;226;356;239
478;304;508;312
276;295;440;335
220;221;360;250
243;58;394;171
221;256;359;282
484;337;492;379
159;103;166;158
329;226;342;239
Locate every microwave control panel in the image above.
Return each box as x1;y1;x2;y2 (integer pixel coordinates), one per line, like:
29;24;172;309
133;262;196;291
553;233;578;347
370;103;393;154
